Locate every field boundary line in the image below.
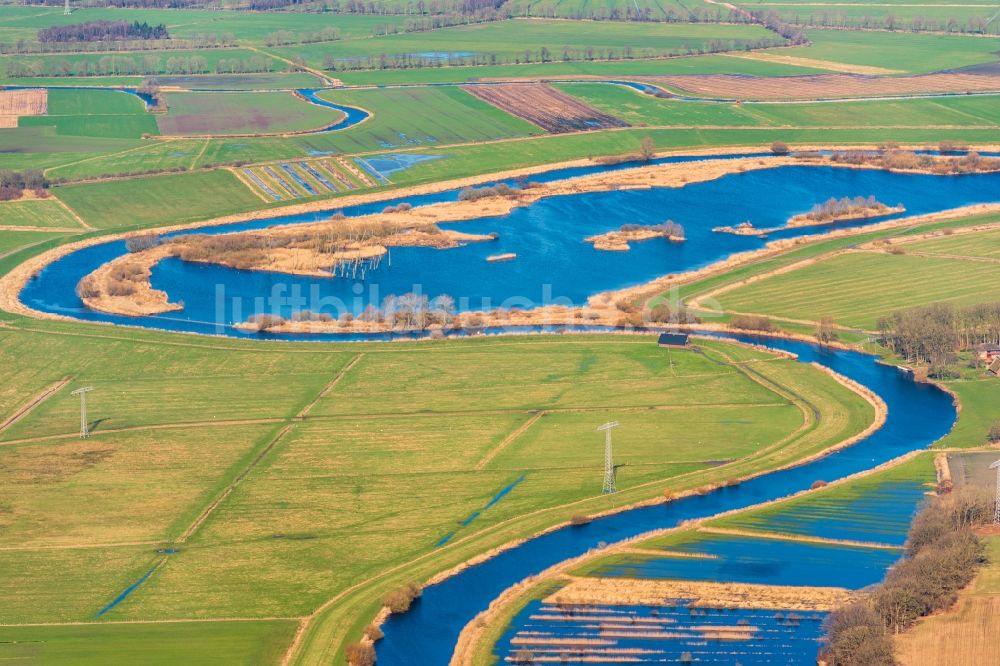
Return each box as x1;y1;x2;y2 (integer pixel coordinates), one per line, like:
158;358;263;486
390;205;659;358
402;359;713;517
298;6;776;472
0;376;70;435
44;140;163;178
0;416;285;447
52;196;93;230
0;615;305;628
698;526;902;550
475;411;545;471
190;138;211;171
296;352;364;419
178;423;295;543
0;539;162;552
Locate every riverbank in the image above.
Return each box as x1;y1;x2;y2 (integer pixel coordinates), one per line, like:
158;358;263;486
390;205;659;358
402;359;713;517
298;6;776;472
4;149;999;332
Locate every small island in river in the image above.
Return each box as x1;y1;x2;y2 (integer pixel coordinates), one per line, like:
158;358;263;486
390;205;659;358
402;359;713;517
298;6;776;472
587;221;686;251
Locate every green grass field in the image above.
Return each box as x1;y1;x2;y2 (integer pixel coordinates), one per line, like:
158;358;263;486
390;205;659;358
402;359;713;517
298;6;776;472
54;169;265;229
761;28;1000;73
272;19;782;68
0;229;74;258
0;620;299;665
156;91;342;136
0;198;82;228
903;226;1000;259
717;247;1000;330
0;322;872;661
561;83;1000;129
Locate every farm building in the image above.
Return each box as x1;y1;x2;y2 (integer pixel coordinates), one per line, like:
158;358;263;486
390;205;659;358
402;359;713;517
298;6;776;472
976;343;1000;362
657;332;690;348
989;358;1000;377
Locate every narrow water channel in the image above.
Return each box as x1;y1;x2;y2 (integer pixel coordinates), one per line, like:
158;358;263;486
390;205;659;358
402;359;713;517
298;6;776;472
373;333;955;664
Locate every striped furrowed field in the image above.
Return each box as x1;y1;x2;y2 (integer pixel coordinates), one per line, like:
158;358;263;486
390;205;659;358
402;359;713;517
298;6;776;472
717;245;1000;330
902;225;1000;260
560;83;1000;129
237;157;370;201
0;199;82;228
53;169;267;229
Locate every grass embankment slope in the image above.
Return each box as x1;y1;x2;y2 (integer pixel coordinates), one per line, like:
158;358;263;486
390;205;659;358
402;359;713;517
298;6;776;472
0;313;874;664
678;210;1000;449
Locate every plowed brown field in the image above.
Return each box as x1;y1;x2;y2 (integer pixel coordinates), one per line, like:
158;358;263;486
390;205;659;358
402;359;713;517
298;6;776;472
642;72;1000;101
464;83;629;133
0;88;47;128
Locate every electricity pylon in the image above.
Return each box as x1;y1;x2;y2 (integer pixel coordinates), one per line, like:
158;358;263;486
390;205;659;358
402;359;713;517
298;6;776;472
597;421;619;494
71;386;93;438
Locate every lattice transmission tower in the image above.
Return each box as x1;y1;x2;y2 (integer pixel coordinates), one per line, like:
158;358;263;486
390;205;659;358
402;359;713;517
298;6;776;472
71;386;93;438
597;421;619;494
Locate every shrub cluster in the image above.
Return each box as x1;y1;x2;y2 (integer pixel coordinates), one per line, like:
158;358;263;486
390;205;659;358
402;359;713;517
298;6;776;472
0;169;47;202
38;20;168;43
730;314;774;332
821;487;992;665
384;582;422;614
457;183;522;201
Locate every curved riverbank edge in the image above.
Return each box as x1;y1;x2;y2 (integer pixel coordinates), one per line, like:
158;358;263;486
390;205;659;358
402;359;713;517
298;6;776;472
73;155;802;318
3;147;999;331
685;205;1000;317
451;440;927;666
333;335;888;664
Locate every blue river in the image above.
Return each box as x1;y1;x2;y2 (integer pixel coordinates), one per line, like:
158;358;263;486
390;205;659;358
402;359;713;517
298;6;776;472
374;332;956;664
20;156;1000;339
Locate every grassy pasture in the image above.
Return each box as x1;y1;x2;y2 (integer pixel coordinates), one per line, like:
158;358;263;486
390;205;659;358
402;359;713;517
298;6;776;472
44;137;209;181
332;51;826;85
54;169;265;228
0;229;72;258
0;199;82;228
0;424;283;547
156;91;342;136
273;19;782;68
935;379;1000;448
0;326;872;634
562;83;1000;128
20;113;159;138
310;86;541;151
0;48;285;83
0;620;299;666
717;249;1000;330
903;225;1000;259
503;0;698;19
762;28;1000;73
0;6;407;43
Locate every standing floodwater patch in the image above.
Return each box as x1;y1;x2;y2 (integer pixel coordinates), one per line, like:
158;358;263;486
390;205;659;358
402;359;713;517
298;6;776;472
95;563;161;618
495;599;827;666
435;474;526;548
584;530;903;589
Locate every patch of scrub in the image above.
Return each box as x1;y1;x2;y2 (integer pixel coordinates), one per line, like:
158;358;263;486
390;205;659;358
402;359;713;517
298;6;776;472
436;474;525;547
363;153;444;177
585;531;901;589
495;599;827;666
